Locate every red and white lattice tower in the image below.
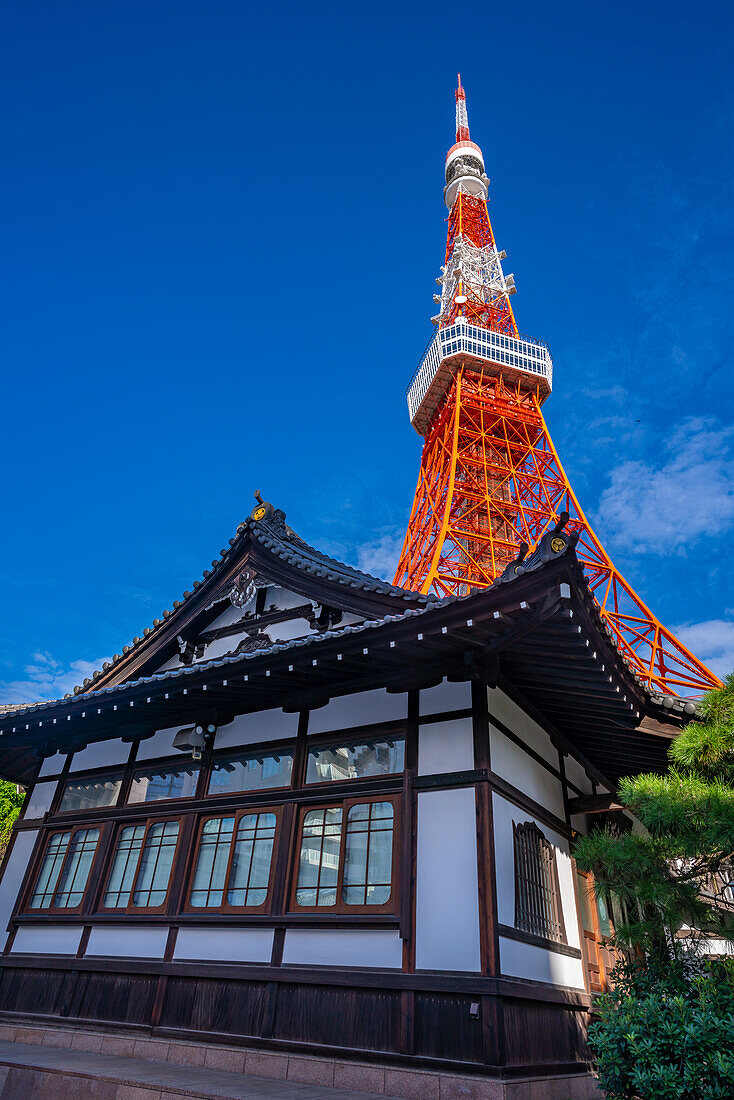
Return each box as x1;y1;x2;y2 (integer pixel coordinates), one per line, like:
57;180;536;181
394;76;720;697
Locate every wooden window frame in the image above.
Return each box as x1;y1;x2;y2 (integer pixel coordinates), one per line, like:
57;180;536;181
97;815;184;916
183;806;282;916
205;743;297;801
126;761;201;807
23;824;102;916
513;820;567;946
303;735;406;788
289;795;400;916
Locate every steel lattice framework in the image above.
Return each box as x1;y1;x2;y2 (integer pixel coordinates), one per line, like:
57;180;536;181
394;77;720;698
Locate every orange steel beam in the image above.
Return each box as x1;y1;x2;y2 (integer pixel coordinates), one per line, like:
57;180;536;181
394;366;721;697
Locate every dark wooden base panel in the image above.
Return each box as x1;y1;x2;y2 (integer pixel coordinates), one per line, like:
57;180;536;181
0;964;593;1080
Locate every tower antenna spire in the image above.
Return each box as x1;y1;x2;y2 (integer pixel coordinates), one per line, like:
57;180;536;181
455;73;470;142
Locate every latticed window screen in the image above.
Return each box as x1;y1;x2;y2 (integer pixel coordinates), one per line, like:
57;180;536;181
513;821;567;944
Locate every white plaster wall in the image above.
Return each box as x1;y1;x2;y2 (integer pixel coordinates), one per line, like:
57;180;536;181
282;929;403;969
156;655;182;672
208;602;252;630
564;756;593;795
418;718;474;776
263;588;307;612
0;829;38;949
486;687;559;768
86;925;169;958
12;925;84;955
499;936;586;989
69;738;130;773
420;680;472;716
338;613;364;628
174;927;274;964
307;690;407;735
39;752;67;778
415;787;481;972
490;728;565;820
267;618;312;643
136;727;184;762
492;793;580;950
697;939;734;956
213;709;298;751
23;782;57;820
203;633;251;660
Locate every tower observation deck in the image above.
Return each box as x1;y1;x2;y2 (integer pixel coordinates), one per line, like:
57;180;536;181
394;76;720;698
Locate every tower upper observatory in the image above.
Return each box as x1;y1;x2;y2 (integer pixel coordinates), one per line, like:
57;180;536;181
444;75;489;208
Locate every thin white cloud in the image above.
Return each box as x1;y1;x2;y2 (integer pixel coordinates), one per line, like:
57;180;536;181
356;529;405;582
595;419;734;554
581;384;629;406
672;620;734;680
0;651;108;707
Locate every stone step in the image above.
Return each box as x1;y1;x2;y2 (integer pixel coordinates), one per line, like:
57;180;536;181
0;1023;600;1099
0;1038;405;1100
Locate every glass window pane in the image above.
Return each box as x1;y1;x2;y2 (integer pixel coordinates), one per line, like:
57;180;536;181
104;825;146;908
29;832;71;909
319;835;341;888
128;765;199;804
596;892;612;937
344;802;393;907
344;830;368;904
577;874;593;932
227;812;276;907
306;739;404;784
52;828;100;908
59;775;123;813
132;821;180;908
189;817;234;908
208;750;294;796
295;807;342;907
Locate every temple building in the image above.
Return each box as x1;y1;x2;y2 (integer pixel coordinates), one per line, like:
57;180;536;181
0;498;698;1098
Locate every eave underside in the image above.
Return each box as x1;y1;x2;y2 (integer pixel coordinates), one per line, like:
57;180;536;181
0;557;675;787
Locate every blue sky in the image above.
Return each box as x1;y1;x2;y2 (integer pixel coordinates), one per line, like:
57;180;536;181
1;0;732;703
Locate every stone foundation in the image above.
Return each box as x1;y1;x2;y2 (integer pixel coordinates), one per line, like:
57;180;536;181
0;1023;602;1100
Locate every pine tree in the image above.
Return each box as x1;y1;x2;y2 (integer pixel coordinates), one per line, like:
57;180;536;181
575;673;734;959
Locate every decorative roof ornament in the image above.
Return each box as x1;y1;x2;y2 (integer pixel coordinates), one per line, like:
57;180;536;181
228;564;272;609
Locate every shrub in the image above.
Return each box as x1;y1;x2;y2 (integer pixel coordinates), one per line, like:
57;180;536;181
590;957;734;1099
0;780;24;862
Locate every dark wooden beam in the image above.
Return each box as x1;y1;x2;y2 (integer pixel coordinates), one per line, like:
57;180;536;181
567;793;622;815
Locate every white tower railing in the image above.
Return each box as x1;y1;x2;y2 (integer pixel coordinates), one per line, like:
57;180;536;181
406;320;553;436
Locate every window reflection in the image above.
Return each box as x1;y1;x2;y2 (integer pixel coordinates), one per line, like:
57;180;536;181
127;764;199;804
208;750;294;796
305;739;404;784
59;775;123;813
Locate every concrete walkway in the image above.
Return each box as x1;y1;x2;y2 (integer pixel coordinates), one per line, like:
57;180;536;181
0;1039;404;1100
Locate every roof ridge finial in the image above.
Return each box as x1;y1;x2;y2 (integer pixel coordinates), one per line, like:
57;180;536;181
454;74;470;143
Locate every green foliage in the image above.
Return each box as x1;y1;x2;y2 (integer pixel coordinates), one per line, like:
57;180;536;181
575;676;734;1096
574;674;734;958
0;780;24;862
590;957;734;1099
669;674;734;785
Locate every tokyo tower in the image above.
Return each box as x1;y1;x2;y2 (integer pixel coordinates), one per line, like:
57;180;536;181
394;76;720;698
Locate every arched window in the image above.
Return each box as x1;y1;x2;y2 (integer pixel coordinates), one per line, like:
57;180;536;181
513;821;567;944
